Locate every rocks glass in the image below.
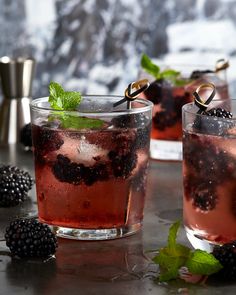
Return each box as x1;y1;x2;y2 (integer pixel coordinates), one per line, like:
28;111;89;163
182;98;236;251
30;95;152;240
140;63;229;161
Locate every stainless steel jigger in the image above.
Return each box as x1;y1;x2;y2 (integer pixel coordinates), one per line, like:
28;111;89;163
0;56;35;145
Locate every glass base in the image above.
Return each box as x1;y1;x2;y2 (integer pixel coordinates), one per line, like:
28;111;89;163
185;226;220;253
150;139;182;161
51;223;142;240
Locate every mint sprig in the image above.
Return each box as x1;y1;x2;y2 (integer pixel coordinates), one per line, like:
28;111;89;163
152;221;223;282
141;54;188;86
48;82;104;130
49;82;82;111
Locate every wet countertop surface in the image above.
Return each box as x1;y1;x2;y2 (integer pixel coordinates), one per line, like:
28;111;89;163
0;145;235;295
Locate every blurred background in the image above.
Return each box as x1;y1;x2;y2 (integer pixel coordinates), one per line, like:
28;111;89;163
0;0;236;97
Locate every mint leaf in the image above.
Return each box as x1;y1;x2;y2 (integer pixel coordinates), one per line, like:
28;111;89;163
168;220;180;250
151;221;223;283
160;69;180;80
60;92;82;110
48;82;102;130
60;114;104;130
159;259;184;282
186;250;223;276
153;221;191;282
141;53;160;79
49;82;64;99
154;249;187;282
140;54;191;86
173;79;189;87
48;81;82;111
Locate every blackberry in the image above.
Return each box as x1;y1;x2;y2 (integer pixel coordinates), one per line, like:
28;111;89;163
190;69;213;79
162;92;191;116
111;113;149;129
183;133;232;185
192;186;217;211
113;131;136;156
135;123;151;149
31;125;64;159
143;79;163;105
112;117;150;150
5;218;57;258
212;242;236;281
52;154;109;185
153;92;191;131
153;111;178;131
193;108;233;136
205;108;233;119
20;123;32;149
108;150;137;178
0;165;33;207
83;163;109;186
52;154;84;185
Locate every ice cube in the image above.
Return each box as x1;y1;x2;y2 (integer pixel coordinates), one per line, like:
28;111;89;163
56;133;109;165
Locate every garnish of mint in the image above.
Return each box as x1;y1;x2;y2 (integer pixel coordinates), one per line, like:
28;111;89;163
48;82;104;130
49;82;82;111
141;53;189;86
152;221;223;282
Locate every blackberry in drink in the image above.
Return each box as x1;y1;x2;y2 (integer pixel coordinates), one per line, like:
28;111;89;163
30;86;152;240
182;98;236;251
140;54;229;160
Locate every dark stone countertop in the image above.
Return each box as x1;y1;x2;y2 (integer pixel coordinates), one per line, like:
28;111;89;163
0;145;235;295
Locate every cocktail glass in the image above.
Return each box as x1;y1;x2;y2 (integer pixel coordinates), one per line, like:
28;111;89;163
182;99;236;251
30;95;152;240
140;63;229;161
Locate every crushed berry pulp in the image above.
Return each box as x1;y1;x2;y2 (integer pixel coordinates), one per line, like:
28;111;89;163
32;119;151;230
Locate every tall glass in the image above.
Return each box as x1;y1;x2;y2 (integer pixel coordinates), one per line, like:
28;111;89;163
140;64;229;161
182;99;236;251
30;96;152;240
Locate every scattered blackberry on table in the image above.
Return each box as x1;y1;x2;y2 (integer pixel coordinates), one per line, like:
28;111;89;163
20;123;32;149
5;218;57;258
212;242;236;281
0;165;33;207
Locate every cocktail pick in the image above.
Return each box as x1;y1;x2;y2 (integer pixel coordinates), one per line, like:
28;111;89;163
113;79;150;109
193;83;216;114
215;58;229;72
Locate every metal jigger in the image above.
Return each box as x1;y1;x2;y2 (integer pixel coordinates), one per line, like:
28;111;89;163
0;56;35;145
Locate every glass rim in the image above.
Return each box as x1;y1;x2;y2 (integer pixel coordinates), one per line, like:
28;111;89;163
30;95;153;117
141;58;228;70
182;100;235;121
